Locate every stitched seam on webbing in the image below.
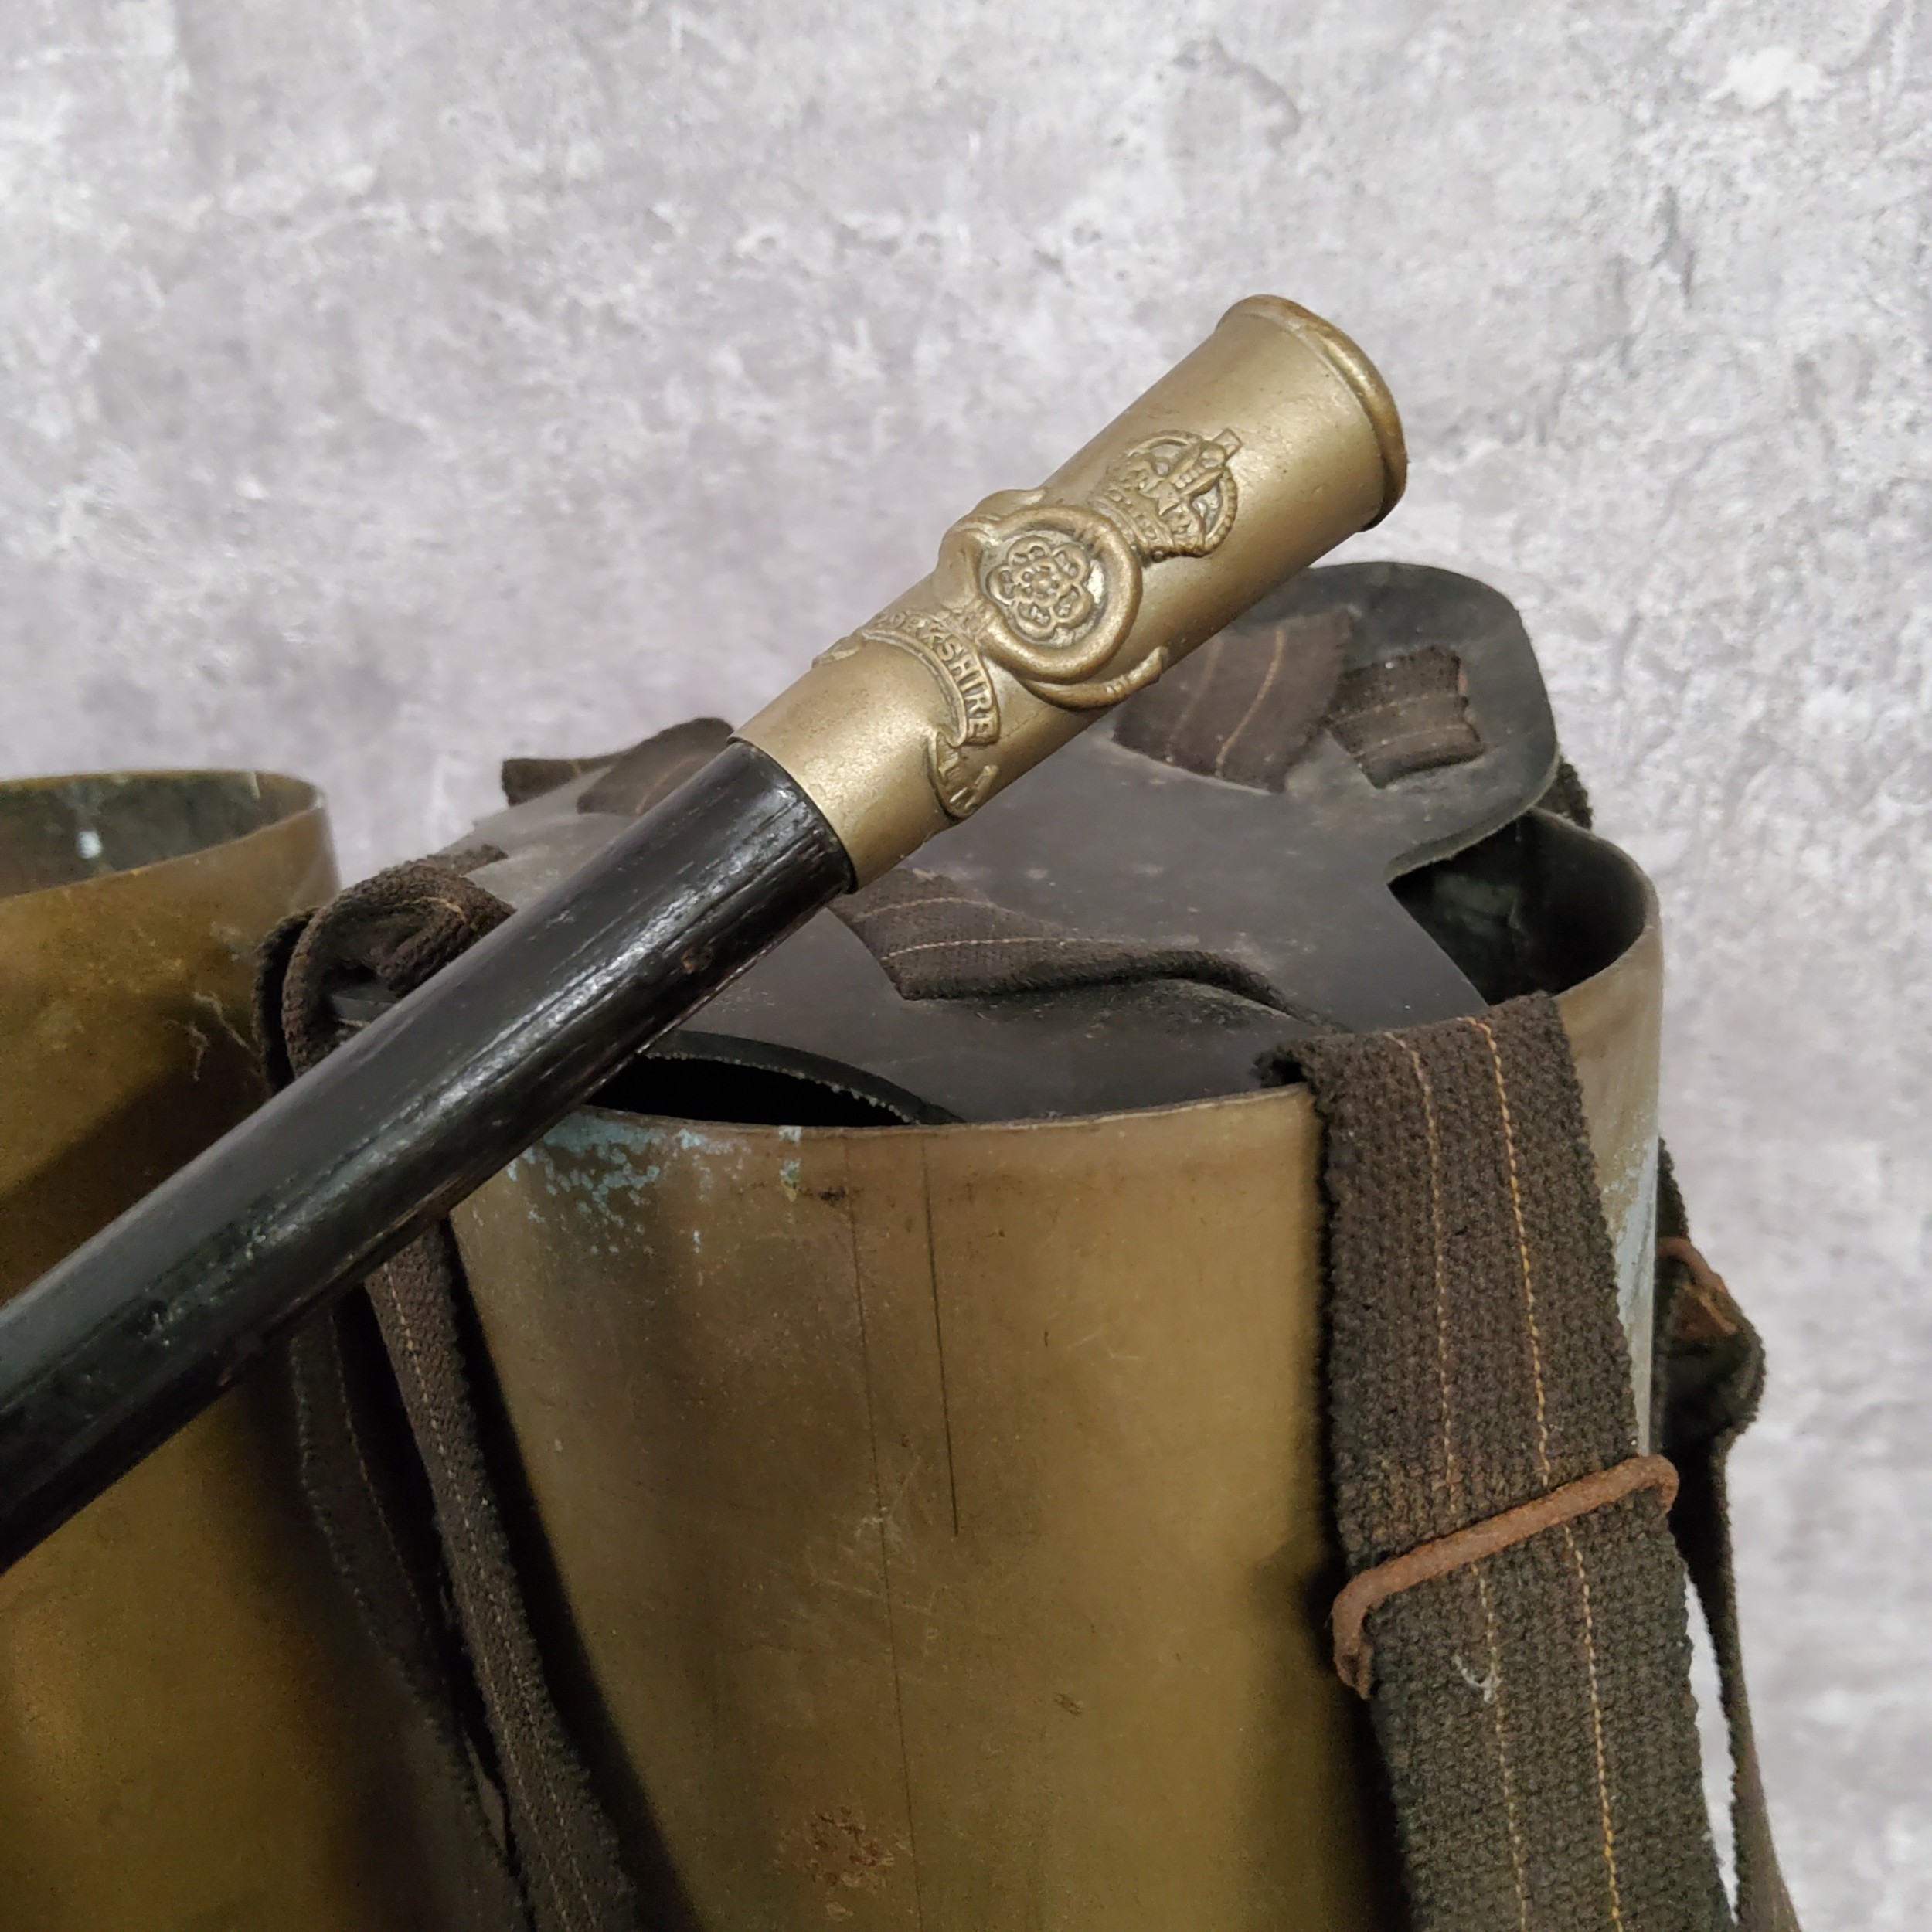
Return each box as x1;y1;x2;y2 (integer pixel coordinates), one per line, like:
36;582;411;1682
1157;628;1226;757
1473;1015;1627;1932
879;934;1097;962
854;895;992;918
422;896;489;936
1213;628;1287;777
1333;1456;1679;1672
1400;1036;1531;1931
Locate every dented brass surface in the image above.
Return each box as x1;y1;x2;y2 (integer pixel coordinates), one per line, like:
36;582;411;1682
739;297;1405;883
0;772;464;1932
453;839;1659;1931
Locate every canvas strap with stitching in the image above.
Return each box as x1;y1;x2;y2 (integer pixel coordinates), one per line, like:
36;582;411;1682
1298;998;1797;1931
1655;1162;1801;1932
258;863;638;1932
834;864;1320;1019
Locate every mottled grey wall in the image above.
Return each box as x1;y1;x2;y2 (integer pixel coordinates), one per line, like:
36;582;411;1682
3;0;1927;1917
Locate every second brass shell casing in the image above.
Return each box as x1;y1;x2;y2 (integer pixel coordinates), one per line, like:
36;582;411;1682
739;297;1405;883
0;773;471;1932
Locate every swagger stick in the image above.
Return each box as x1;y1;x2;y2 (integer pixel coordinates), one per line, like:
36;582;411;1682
0;297;1403;1569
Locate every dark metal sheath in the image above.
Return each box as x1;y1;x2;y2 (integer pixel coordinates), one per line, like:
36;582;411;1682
0;294;1406;1568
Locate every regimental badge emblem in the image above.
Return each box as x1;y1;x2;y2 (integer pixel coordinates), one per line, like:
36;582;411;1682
982;530;1100;648
828;428;1245;819
1094;429;1243;561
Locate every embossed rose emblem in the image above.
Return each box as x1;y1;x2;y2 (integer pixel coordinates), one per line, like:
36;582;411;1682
985;532;1099;645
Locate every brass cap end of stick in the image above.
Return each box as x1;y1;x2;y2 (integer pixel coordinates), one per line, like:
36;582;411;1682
1222;295;1406;525
738;296;1406;885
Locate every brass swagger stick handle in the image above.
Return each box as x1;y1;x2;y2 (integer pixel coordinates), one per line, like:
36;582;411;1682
0;296;1401;1570
741;295;1405;883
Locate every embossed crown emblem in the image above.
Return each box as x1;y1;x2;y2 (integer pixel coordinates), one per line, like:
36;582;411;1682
818;422;1248;823
1095;429;1243;561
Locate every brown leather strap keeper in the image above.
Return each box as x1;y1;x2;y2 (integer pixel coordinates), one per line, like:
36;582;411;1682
1658;1235;1744;1344
1331;1453;1680;1697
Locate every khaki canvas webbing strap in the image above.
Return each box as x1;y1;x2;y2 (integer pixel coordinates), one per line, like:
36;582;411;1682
1301;996;1736;1932
835;864;1318;1018
259;863;638;1932
1655;1172;1801;1932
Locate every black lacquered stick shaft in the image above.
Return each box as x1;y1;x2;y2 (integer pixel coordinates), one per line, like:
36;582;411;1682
0;743;850;1569
0;292;1409;1571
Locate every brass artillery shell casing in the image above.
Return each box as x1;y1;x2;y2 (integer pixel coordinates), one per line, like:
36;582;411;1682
738;296;1406;884
0;773;471;1930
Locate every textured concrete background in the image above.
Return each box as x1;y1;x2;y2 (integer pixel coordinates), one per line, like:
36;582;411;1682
2;0;1927;1918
